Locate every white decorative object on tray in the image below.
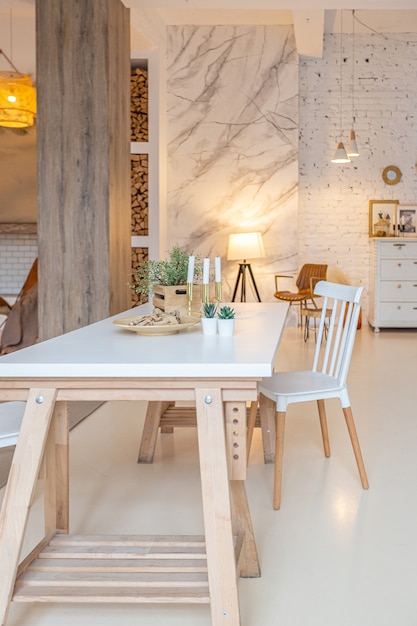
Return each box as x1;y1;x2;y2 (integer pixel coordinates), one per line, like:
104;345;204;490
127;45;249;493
113;315;200;336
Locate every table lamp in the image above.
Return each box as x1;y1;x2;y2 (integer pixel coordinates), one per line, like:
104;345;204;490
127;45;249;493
227;232;265;302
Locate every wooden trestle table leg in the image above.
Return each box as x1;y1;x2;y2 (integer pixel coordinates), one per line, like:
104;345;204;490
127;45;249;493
195;388;246;626
43;401;70;534
137;400;172;463
0;388;57;626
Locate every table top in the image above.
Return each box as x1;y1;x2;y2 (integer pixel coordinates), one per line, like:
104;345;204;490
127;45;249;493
0;302;288;379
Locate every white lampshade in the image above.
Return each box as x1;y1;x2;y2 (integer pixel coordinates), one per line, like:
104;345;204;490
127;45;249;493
347;129;360;157
227;232;265;262
331;141;351;164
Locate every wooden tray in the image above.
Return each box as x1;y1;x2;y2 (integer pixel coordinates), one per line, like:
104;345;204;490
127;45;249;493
113;315;200;336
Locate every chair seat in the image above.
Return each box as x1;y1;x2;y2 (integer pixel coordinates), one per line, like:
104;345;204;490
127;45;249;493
300;305;332;317
260;371;345;406
274;289;310;302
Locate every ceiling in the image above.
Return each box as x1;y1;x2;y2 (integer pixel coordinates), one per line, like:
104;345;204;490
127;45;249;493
1;2;417;68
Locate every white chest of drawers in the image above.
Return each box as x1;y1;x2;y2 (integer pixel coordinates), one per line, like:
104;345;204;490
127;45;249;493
369;238;417;332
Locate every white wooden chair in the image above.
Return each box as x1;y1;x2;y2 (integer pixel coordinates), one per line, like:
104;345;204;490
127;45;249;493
250;280;369;510
0;402;25;448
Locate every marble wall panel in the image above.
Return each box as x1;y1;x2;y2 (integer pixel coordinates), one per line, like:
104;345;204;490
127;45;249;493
166;25;298;302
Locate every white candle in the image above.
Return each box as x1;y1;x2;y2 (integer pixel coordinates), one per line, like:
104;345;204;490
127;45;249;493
215;256;221;282
187;256;195;283
203;258;210;284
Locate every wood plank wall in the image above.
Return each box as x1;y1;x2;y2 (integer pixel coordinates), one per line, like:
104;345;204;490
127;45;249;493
36;0;131;340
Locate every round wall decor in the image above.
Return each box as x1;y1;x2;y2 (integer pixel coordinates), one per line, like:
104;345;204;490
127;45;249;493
382;165;402;185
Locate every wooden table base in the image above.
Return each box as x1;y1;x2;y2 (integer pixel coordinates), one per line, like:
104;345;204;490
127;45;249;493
0;381;260;626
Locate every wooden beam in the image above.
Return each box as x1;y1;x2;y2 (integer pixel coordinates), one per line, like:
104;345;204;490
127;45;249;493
36;0;131;340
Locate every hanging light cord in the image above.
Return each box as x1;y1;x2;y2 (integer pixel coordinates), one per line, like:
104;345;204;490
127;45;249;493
351;10;355;129
1;8;20;73
338;9;344;139
0;48;20;74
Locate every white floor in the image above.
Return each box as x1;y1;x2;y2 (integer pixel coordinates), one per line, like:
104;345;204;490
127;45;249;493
1;324;417;626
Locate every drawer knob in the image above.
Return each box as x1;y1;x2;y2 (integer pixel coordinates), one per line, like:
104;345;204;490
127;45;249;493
397;306;402;310
397;262;402;267
397;284;402;289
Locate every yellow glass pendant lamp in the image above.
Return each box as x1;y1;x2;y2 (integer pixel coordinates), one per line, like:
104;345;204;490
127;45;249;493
0;50;36;129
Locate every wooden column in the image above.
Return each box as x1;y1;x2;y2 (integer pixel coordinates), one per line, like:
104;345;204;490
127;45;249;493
36;0;131;340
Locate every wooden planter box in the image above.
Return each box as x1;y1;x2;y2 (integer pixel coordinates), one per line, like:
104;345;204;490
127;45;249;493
152;284;202;317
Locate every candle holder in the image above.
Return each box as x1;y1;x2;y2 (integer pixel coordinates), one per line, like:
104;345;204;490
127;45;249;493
187;282;193;315
202;284;210;304
215;281;222;303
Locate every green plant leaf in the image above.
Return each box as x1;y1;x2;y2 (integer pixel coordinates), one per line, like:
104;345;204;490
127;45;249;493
218;305;235;319
201;302;218;318
128;245;202;295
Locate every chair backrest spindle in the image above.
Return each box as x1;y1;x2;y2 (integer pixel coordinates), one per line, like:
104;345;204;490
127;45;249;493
310;282;364;386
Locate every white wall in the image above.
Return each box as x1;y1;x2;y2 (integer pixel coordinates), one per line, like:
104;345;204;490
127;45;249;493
2;24;417;316
0;234;37;294
299;32;417;319
166;25;299;302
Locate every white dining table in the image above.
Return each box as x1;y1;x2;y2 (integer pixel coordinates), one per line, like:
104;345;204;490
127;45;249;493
0;300;288;626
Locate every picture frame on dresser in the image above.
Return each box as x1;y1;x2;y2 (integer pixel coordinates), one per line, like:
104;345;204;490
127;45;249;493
397;204;417;237
368;200;398;237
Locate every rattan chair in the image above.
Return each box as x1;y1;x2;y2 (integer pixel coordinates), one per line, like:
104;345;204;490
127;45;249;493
274;263;327;323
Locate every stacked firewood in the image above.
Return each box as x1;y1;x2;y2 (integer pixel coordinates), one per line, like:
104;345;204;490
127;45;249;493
131;67;148;142
131;154;148;235
131;247;149;307
130;65;149;308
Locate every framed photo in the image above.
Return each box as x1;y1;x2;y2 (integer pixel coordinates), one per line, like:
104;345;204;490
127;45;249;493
369;200;398;237
397;204;417;237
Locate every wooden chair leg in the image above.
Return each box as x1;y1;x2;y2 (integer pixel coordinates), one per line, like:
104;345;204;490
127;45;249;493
303;313;309;341
258;393;276;464
317;399;330;457
273;411;286;510
246;400;258;463
342;406;369;490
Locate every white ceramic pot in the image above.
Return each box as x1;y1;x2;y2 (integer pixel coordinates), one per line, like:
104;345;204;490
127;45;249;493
217;318;235;337
201;317;217;336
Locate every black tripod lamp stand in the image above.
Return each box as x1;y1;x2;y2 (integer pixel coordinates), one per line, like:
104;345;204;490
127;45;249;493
227;232;265;302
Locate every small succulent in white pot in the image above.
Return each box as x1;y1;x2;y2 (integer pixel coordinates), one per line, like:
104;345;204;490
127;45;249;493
201;302;218;335
217;305;235;336
217;305;235;320
201;302;218;318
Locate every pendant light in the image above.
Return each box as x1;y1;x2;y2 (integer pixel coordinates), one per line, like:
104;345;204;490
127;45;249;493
331;10;350;164
0;11;36;129
347;10;359;158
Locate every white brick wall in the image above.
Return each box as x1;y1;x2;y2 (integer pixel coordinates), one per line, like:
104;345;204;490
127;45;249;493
299;32;417;319
0;235;37;295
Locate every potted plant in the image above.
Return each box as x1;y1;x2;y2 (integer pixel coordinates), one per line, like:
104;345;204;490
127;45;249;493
129;245;202;315
217;305;235;336
201;302;218;335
